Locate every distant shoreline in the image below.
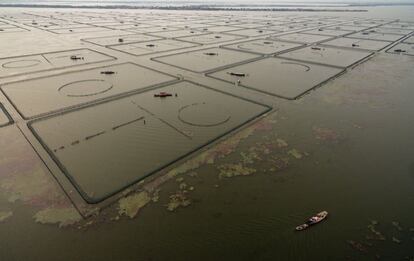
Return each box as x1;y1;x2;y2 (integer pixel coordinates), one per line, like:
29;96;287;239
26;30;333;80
0;4;369;12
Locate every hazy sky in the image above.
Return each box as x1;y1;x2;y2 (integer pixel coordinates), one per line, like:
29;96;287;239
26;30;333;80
73;0;414;3
34;0;414;2
9;0;414;3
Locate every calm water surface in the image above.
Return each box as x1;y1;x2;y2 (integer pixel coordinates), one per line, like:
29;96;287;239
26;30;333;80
0;6;413;261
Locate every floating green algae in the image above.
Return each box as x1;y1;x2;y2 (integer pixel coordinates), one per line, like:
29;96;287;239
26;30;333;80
187;172;198;177
269;156;290;171
115;117;271;217
312;126;341;143
118;191;151;218
143;119;263;192
179;182;188;190
166;191;191;212
33;207;81;228
151;189;160;203
218;163;256;179
0;211;13;223
276;138;288;148
287;149;303;159
0;154;69;208
240;150;261;165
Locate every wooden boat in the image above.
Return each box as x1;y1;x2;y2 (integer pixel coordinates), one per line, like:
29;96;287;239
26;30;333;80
295;211;328;231
154;92;173;98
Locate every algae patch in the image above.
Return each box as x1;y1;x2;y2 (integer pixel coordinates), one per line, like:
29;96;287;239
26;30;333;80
312;126;341;143
276;138;288;148
118;191;151;218
0;211;13;223
33;207;82;227
166;191;192;212
218;163;256;179
287;149;303;159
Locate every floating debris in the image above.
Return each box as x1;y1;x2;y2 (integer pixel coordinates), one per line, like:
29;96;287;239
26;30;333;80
176;177;184;183
218;163;256;179
288;149;303;159
33;207;81;228
118;191;151;218
204;52;218;56
0;211;13;223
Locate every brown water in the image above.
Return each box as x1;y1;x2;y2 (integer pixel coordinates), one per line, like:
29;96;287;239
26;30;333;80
0;7;413;261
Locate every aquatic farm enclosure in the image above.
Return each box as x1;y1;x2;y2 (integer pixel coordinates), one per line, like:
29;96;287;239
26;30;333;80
0;6;414;260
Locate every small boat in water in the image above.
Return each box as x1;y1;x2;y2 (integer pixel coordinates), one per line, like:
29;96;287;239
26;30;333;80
295;211;328;231
154;92;173;98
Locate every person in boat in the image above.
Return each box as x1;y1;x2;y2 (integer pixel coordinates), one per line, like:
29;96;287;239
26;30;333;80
307;216;318;223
